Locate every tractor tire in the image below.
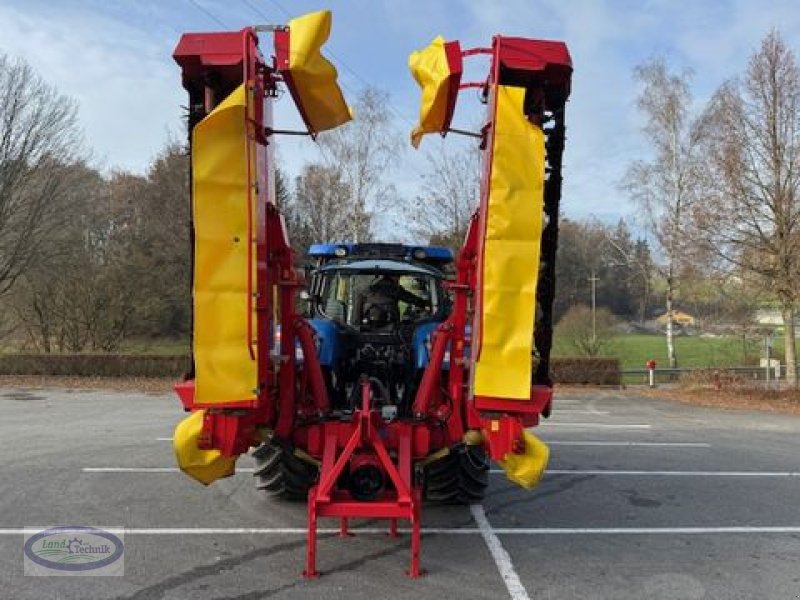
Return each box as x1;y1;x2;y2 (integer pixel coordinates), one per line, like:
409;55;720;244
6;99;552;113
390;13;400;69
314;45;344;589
423;443;489;504
252;439;318;501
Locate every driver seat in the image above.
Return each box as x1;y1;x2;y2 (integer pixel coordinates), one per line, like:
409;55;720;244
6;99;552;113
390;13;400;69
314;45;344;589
357;290;399;329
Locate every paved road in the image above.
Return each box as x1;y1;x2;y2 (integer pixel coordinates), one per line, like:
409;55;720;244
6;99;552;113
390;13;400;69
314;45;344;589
1;386;799;599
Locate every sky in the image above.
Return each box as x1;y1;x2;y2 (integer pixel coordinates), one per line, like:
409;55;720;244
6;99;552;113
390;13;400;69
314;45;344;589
1;0;799;239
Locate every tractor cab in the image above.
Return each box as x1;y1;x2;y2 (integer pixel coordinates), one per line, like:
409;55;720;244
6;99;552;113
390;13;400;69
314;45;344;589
304;243;453;414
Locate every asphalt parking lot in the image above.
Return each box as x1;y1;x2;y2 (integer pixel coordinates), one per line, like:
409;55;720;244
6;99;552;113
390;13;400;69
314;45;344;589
1;386;799;599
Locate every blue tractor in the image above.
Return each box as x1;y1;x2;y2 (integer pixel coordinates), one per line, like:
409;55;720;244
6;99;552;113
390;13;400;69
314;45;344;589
304;243;455;416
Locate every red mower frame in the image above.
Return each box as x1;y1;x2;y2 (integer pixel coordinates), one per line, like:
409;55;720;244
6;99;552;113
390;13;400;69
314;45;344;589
173;22;571;577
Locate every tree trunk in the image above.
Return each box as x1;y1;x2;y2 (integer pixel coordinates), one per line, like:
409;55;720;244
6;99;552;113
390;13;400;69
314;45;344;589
640;275;650;326
32;300;51;353
782;305;797;387
742;331;747;365
665;281;677;368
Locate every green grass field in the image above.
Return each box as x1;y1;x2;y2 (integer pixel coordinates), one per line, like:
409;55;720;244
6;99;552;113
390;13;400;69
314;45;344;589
132;332;779;371
1;331;786;374
553;333;778;370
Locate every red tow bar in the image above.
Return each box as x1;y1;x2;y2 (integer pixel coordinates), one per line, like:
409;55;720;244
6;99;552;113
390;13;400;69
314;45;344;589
304;378;423;578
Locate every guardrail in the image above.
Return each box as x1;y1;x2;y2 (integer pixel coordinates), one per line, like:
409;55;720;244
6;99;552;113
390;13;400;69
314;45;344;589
622;365;796;386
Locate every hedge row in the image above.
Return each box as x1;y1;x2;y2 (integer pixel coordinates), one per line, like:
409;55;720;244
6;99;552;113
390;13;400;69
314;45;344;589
0;354;191;378
0;354;620;385
549;357;621;386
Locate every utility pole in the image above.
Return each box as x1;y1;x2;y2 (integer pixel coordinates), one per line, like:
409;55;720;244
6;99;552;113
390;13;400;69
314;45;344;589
765;331;774;389
588;270;599;346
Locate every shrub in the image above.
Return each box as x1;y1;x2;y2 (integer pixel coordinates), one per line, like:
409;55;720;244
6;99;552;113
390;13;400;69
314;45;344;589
548;357;621;386
0;354;190;378
0;353;621;386
679;368;747;390
555;305;619;356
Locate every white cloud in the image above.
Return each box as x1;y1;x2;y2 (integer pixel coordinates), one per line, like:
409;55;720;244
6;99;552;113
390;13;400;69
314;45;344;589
456;1;645;220
0;2;183;173
3;0;799;230
457;0;800;224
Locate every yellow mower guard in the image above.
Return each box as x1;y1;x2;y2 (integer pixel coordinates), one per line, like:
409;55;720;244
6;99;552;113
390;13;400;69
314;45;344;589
497;431;550;489
192;83;259;406
173;411;237;485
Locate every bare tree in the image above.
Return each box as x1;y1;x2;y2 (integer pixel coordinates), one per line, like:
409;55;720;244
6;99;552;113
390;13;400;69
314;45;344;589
603;222;654;324
692;31;800;385
718;278;764;365
7;141;192;352
274;164;291;213
8;164;138;352
0;53;83;296
316;87;402;241
555;219;607;319
623;58;703;367
288;163;353;251
130;143;191;337
411;143;479;250
555;305;618;357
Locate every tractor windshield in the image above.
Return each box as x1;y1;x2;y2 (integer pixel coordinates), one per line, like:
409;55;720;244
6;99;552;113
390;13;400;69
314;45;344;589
317;268;442;328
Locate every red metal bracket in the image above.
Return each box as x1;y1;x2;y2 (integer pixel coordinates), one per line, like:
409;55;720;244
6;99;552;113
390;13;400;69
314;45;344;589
479;415;525;462
304;379;423;578
461;47;492;57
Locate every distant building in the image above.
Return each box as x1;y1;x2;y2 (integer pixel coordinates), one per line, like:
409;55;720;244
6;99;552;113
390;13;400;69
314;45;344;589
655;310;696;328
755;308;784;326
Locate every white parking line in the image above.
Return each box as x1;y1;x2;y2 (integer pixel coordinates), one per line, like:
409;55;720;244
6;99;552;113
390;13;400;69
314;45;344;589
154;438;703;447
489;469;800;476
545;442;710;447
157;439;705;447
83;467;187;473
3;526;800;535
470;504;530;600
543;423;651;429
584;398;608;415
487;526;800;534
85;467;800;477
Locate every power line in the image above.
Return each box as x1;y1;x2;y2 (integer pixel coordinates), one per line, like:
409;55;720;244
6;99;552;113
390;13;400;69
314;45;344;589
262;0;291;18
185;0;230;29
262;1;373;88
240;3;449;239
237;0;434;191
241;0;416;126
240;0;274;22
237;1;362;110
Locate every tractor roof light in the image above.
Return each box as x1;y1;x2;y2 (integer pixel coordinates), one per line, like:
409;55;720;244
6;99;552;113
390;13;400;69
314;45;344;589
334;246;348;257
412;248;427;260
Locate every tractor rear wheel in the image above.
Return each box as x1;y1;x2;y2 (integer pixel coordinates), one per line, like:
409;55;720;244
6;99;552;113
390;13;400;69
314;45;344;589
252;439;318;501
423;443;489;504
